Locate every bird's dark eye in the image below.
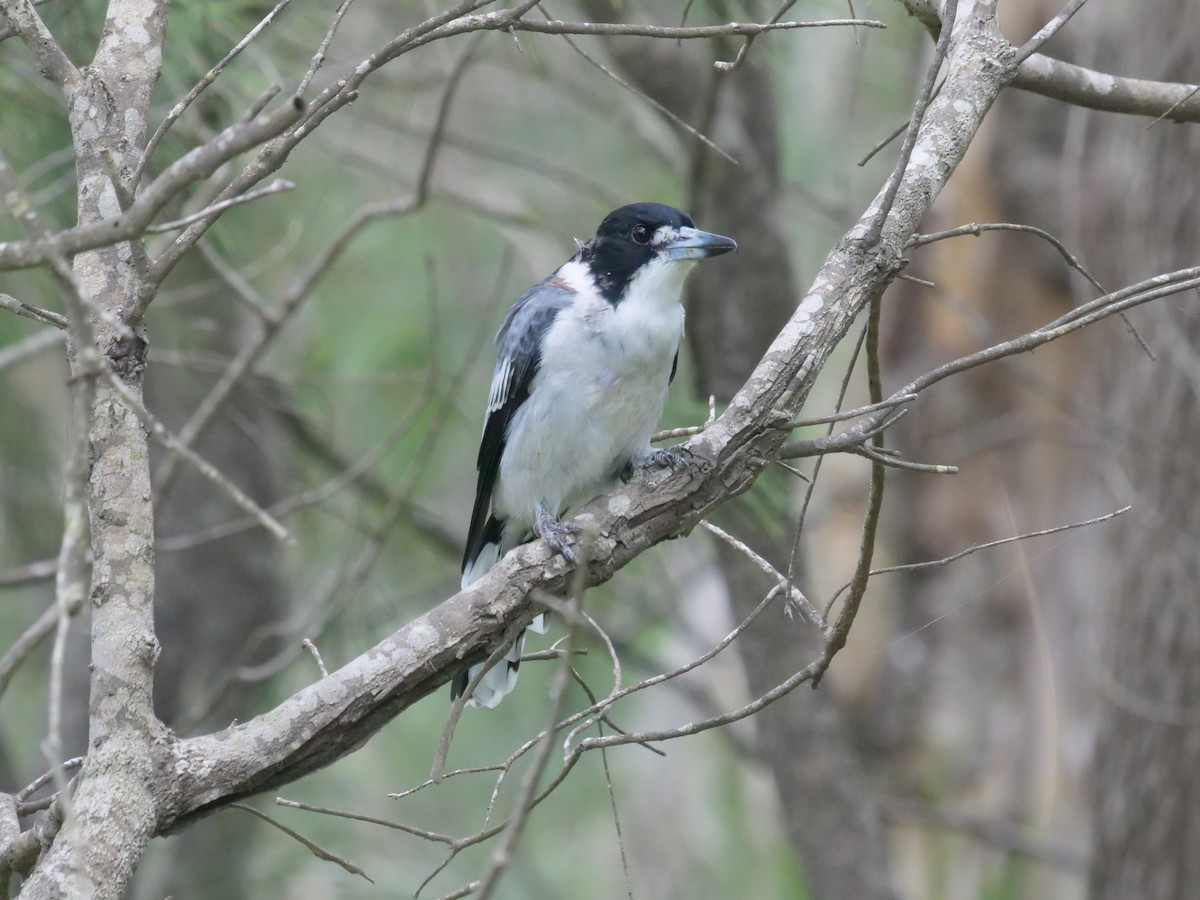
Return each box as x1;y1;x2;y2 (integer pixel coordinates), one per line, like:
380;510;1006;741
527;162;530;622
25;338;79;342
631;223;650;244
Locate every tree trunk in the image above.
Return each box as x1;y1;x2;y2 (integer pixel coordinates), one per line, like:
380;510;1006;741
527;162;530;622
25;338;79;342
1081;4;1200;896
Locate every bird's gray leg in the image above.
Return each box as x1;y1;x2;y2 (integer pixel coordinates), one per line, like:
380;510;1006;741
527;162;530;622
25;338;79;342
533;501;581;563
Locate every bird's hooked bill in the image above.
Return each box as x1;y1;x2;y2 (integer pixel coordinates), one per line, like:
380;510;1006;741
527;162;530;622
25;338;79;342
664;226;738;260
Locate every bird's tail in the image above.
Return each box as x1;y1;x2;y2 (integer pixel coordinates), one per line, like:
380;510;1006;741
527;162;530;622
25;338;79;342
449;613;547;708
455;516;545;707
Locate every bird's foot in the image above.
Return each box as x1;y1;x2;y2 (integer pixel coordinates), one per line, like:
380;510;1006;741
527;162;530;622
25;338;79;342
620;446;689;482
533;502;580;563
643;446;690;471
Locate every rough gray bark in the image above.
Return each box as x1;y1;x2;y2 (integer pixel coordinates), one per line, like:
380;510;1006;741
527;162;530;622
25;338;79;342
17;2;172;896
1081;2;1200;896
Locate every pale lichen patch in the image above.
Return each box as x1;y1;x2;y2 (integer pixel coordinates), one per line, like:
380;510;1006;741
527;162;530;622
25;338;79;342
607;494;632;516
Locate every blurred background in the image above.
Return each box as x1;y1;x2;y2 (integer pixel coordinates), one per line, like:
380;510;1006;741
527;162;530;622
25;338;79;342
1;1;1196;898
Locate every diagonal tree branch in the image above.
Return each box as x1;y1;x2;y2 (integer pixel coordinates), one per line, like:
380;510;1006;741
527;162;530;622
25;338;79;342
0;0;78;92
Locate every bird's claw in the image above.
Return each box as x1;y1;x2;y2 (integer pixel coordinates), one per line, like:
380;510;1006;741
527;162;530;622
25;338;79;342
534;504;580;564
643;447;689;471
620;447;690;483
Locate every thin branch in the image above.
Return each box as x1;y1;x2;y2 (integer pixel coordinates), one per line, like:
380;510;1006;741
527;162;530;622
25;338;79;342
552;22;738;166
699;521;823;626
435;882;482;900
0;293;67;329
780;266;1200;465
0;0;78;91
301;639;328;678
714;0;798;72
275;799;456;846
779;408;907;459
297;0;356;96
0;98;305;274
853;444;957;474
506;16;883;41
908;221;1103;291
824;506;1130;611
863;0;956;246
15;757;84;805
143;179;293;233
907;220;1153;358
786;320;869;588
0;602;65;702
782;392;918;429
1145;82;1200;130
430;629;529;782
813;293;886;684
232;803;373;883
135;0;297;186
103;371;295;543
0;555;58;589
1012;0;1089;66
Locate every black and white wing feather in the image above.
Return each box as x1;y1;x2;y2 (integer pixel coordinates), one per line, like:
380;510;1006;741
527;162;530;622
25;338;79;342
462;280;575;575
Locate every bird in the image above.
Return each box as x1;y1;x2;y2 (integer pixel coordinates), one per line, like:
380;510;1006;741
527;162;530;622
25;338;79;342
453;202;737;708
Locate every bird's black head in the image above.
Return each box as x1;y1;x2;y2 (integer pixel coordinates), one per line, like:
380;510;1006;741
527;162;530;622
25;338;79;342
580;202;736;304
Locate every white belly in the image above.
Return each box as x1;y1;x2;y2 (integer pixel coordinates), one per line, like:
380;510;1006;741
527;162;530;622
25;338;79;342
494;291;682;528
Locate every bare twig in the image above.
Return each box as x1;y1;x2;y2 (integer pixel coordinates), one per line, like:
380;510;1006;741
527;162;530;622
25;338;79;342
135;0;297;185
714;0;798;72
779;266;1200;468
552;22;738;165
0;555;58;589
103;370;295;543
430;630;529;782
143;179;293;233
504;16;883;41
301;639;328;678
15;757;84;805
699;521;823;626
0;603;68;701
908;221;1104;291
1144;82;1200;130
852;444;957;474
813;294;886;685
1013;0;1089;66
276;798;455;846
786;320;869;588
296;0;356;96
0;0;79;91
0;98;306;275
0;293;67;329
829;507;1130;611
782;392;918;429
232;803;373;883
864;0;956;246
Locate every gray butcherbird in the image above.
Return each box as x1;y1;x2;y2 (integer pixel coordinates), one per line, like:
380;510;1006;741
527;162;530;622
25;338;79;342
454;202;737;707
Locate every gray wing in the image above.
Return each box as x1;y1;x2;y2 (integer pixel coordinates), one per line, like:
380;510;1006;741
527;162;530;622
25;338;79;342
463;281;576;572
